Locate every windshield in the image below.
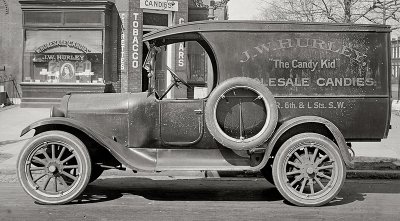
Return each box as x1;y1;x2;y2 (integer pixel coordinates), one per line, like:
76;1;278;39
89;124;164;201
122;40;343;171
143;45;159;77
143;45;161;95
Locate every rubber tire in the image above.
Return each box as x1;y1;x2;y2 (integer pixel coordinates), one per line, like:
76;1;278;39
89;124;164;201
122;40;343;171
260;161;275;185
17;131;92;205
272;133;346;207
89;165;104;183
205;77;278;150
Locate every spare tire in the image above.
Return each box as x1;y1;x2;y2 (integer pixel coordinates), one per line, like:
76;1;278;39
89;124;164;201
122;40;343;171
205;77;278;150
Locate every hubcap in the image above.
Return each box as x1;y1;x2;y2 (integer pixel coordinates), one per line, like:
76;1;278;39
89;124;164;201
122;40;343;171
24;142;80;196
48;165;57;173
283;143;337;198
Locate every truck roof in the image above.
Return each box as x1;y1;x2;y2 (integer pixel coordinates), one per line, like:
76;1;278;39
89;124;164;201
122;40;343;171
143;20;391;42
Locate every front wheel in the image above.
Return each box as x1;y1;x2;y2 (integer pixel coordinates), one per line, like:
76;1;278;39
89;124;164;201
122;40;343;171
17;131;92;205
272;133;346;207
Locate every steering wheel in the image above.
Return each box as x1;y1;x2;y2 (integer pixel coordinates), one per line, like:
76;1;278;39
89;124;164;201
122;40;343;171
166;66;191;88
159;66;192;100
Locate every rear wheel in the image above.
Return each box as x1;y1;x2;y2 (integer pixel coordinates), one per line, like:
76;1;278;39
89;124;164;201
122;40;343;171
272;133;345;206
17;131;91;205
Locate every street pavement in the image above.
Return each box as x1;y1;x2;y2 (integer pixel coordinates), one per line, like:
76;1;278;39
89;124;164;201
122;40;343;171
0;105;400;181
0;178;399;220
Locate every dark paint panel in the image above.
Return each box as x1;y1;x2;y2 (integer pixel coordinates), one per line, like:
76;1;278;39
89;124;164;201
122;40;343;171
67;93;161;148
160;99;204;145
156;148;250;170
68;93;130;146
203;32;389;96
69;113;129;145
128;93;160;148
201;31;390;139
275;97;389;140
68;93;129;114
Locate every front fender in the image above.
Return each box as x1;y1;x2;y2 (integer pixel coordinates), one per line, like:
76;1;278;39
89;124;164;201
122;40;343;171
21;117;157;171
21;117;88;137
254;116;354;170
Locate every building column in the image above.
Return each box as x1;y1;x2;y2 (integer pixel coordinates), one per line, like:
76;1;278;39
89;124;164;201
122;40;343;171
117;0;143;93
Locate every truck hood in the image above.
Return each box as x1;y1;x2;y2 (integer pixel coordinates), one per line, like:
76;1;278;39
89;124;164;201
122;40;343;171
66;93;132;115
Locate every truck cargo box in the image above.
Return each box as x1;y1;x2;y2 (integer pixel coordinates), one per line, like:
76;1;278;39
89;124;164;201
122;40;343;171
144;21;392;141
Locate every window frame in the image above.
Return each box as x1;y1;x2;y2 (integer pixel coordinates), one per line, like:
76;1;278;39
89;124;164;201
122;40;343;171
22;28;106;84
23;10;105;28
149;38;215;100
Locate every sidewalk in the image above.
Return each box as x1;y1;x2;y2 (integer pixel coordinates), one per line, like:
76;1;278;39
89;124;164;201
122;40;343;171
0;105;49;178
1;105;400;181
349;111;400;179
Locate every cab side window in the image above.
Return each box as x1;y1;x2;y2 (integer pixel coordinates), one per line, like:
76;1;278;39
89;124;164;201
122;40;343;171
154;41;213;99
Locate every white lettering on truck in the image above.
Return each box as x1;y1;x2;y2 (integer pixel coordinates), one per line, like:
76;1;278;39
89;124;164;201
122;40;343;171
240;38;367;64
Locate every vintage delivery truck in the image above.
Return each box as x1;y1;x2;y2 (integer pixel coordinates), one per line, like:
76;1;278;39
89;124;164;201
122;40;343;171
17;21;391;206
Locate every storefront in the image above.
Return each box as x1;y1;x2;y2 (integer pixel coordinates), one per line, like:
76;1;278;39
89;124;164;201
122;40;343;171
18;0;226;107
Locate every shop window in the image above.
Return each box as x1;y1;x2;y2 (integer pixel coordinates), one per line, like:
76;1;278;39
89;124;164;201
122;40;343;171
65;11;102;24
143;13;168;27
23;30;104;84
24;11;62;24
398;45;400;58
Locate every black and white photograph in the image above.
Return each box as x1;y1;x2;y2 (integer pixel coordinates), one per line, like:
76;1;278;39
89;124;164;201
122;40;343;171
0;0;400;220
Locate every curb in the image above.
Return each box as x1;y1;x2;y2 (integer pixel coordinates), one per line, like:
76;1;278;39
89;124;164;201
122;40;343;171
210;170;400;180
352;156;400;170
346;170;400;179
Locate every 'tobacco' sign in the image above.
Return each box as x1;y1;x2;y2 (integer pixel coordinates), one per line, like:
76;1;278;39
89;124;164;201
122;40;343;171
140;0;178;12
132;13;140;69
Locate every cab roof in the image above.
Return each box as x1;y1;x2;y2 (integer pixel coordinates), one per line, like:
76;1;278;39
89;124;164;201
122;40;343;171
143;20;391;42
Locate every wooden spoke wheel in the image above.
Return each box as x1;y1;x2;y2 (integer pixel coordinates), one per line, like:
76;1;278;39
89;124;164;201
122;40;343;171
272;133;346;207
17;131;91;205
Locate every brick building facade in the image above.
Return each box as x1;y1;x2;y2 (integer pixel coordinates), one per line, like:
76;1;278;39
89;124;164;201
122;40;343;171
0;0;227;107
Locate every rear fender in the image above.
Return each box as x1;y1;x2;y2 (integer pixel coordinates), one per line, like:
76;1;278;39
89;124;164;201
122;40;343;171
21;117;157;171
255;116;354;170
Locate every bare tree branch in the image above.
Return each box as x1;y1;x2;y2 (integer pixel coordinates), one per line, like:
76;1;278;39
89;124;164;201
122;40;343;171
257;0;400;29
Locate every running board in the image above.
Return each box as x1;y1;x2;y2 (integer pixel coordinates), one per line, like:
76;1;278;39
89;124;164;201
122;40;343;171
155;148;253;171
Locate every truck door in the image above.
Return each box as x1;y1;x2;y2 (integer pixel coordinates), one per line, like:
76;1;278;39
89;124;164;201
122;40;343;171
159;99;204;146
